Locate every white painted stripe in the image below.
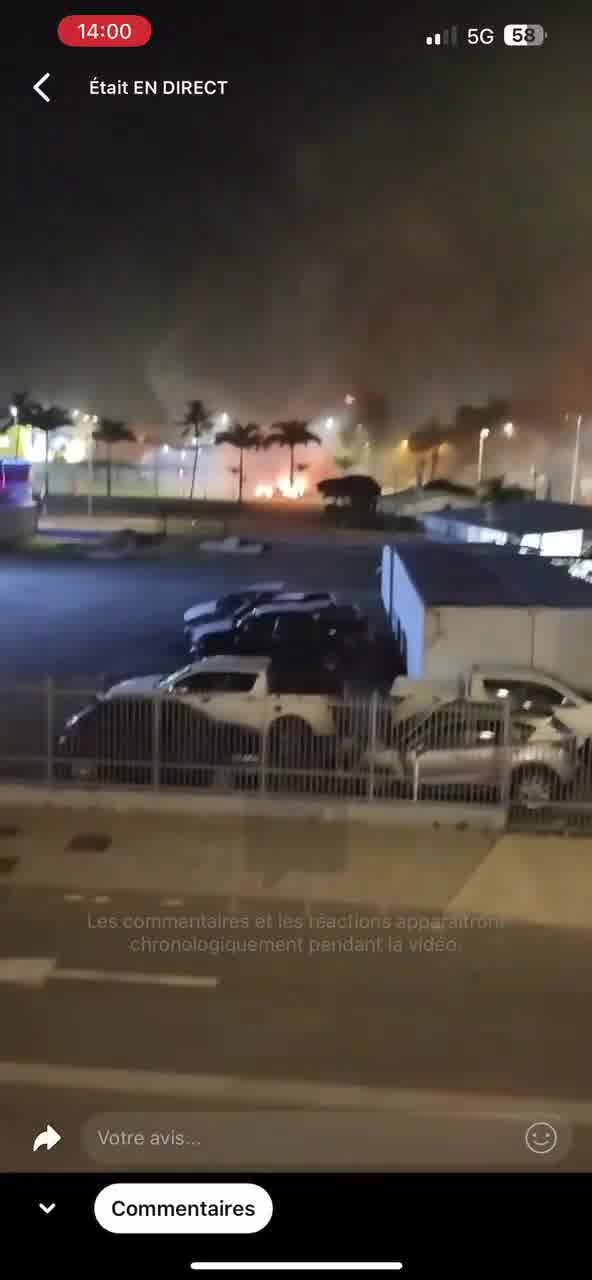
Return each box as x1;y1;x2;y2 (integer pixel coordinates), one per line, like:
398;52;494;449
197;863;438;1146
161;898;184;907
92;896;111;904
190;1265;402;1273
0;1060;591;1120
52;969;219;990
63;893;84;903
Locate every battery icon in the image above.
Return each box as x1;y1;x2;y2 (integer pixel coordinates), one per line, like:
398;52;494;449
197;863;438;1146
504;24;547;45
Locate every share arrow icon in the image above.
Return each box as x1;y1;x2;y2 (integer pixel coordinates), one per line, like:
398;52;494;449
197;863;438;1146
33;1124;62;1152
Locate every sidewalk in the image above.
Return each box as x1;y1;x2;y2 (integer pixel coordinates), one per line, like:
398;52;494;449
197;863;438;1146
0;803;495;910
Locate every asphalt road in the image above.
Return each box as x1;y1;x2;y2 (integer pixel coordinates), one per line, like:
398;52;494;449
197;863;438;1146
0;544;397;773
3;885;592;1172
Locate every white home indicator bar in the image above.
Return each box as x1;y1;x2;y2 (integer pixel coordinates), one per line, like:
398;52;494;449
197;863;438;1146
190;1266;403;1273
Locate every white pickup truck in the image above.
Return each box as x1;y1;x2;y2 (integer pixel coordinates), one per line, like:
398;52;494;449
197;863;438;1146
391;664;592;722
105;656;340;750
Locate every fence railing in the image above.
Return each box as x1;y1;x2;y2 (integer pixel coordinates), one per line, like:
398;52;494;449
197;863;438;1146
1;680;591;825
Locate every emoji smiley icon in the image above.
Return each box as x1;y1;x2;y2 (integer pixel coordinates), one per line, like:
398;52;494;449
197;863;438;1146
525;1121;558;1156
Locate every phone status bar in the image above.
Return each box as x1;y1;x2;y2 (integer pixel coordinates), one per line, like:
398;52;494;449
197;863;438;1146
425;24;548;48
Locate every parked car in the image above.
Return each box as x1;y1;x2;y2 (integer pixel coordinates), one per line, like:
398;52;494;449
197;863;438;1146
58;659;348;782
192;604;370;674
55;694;231;787
187;592;338;650
183;581;285;631
361;699;582;806
389;664;592;732
199;535;269;554
104;656;342;742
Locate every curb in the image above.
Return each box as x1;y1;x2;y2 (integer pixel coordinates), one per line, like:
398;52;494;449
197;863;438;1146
0;784;507;830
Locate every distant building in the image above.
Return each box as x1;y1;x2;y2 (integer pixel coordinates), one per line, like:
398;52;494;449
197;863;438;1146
379;479;476;519
422;500;592;558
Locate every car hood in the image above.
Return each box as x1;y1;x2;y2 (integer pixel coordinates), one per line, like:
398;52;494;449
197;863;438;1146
105;675;163;696
548;705;592;735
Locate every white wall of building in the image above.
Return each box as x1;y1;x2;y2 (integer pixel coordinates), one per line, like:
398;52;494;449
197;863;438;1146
381;546;394;619
422;607;537;679
380;548;425;675
532;609;592;685
398;601;592;686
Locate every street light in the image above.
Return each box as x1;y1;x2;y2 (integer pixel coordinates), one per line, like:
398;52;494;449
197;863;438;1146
71;409;80;420
218;412;230;428
503;421;515;438
344;394;355;406
325;417;334;430
477;427;490;483
9;405;17;421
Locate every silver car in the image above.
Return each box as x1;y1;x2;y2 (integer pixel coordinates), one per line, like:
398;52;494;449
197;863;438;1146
362;699;580;805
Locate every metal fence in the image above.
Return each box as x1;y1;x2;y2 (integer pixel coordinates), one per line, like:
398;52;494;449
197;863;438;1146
1;680;592;826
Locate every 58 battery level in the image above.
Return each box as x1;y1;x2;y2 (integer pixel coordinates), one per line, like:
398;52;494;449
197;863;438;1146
504;24;547;46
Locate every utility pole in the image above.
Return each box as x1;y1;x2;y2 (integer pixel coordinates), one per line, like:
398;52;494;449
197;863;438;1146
87;434;94;517
569;413;583;504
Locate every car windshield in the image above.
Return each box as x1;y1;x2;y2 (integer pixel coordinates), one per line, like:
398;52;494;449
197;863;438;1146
219;593;247;611
156;666;193;688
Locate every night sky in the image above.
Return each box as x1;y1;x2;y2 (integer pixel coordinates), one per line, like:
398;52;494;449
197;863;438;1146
1;7;592;437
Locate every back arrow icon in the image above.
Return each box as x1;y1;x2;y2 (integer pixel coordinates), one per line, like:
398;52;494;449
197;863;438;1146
33;73;51;103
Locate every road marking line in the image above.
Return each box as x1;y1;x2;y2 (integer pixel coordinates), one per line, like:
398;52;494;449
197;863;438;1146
161;898;184;906
92;895;111;904
190;1266;403;1273
63;893;84;902
0;1061;591;1120
53;968;219;989
0;957;220;991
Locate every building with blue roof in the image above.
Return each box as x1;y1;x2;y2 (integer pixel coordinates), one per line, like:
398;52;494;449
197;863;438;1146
380;540;592;684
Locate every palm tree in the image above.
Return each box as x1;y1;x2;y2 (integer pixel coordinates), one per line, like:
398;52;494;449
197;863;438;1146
92;418;136;497
32;405;72;500
215;421;262;503
263;420;321;488
180;399;212;500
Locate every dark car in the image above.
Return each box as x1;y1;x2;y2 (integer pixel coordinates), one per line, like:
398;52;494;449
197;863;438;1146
55;694;253;788
193;604;369;673
183;588;284;636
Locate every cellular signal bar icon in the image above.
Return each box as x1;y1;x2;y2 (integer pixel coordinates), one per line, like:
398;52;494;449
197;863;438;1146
426;26;458;47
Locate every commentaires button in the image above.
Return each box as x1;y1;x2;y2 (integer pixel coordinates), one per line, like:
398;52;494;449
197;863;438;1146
94;1183;273;1233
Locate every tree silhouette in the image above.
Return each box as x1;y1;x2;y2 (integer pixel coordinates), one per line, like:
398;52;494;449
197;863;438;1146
180;399;212;500
263;420;321;488
215;421;262;503
92;418;136;497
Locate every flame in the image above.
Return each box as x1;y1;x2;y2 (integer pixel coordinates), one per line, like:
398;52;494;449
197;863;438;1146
277;475;307;498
